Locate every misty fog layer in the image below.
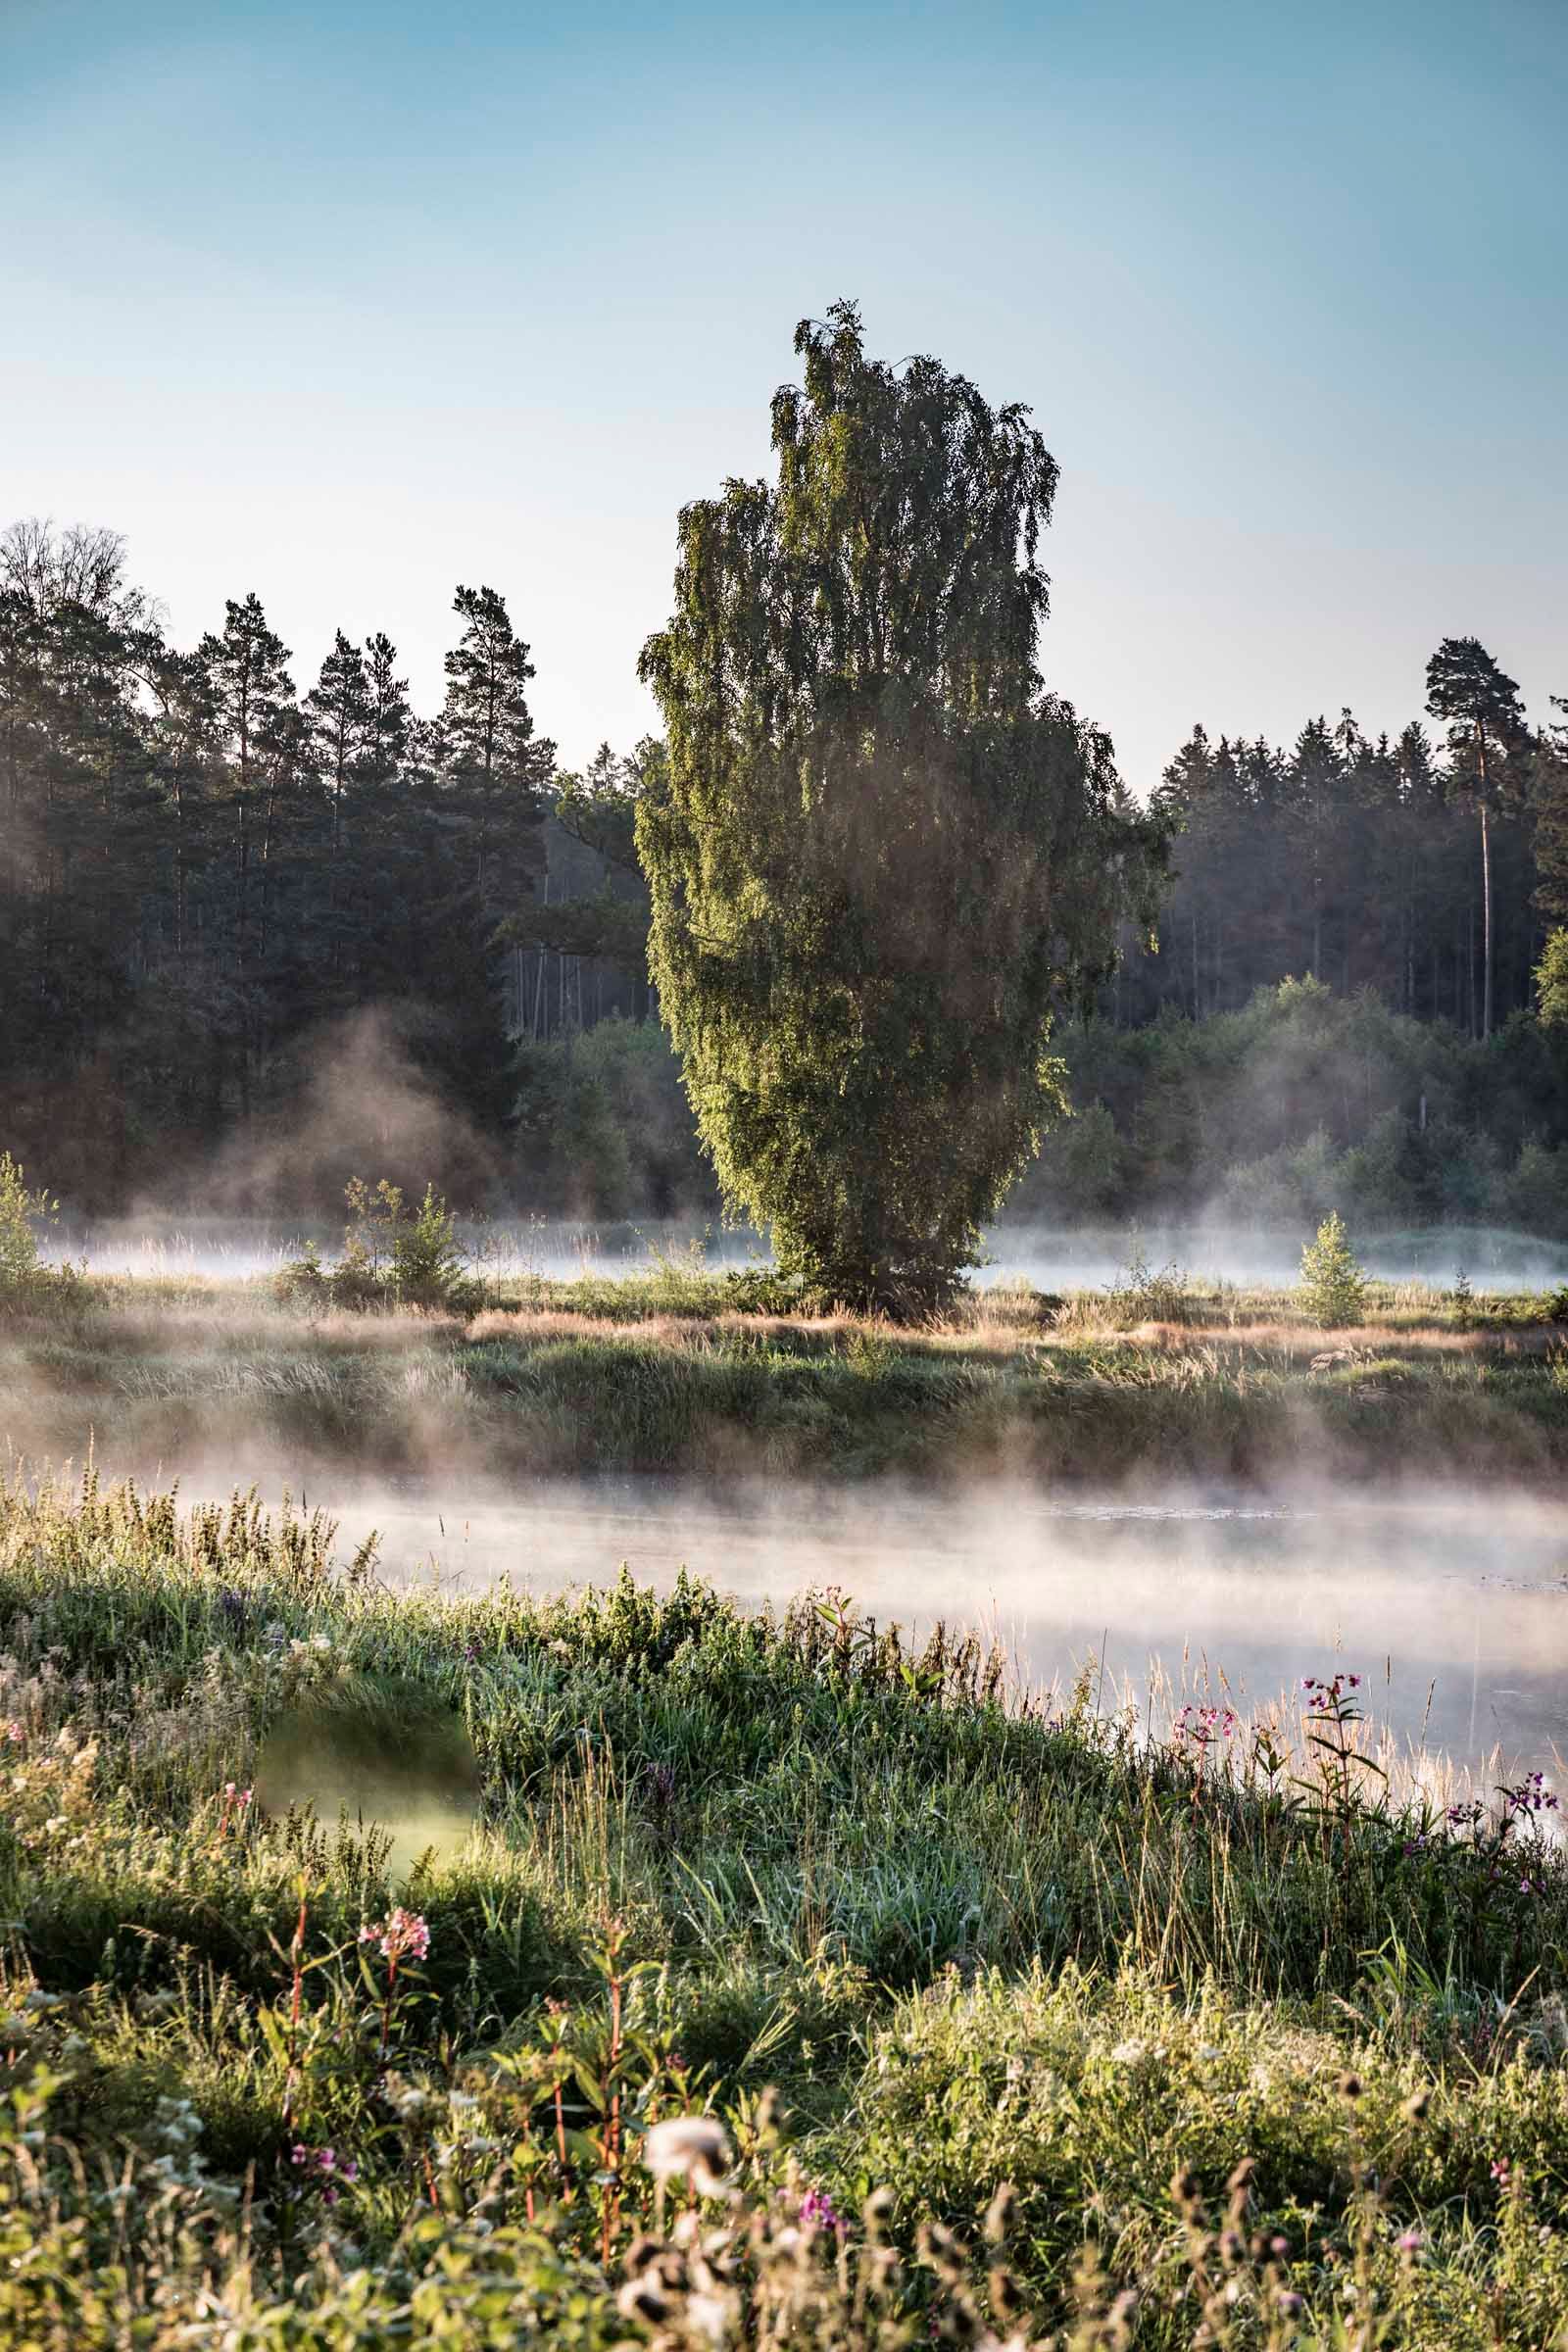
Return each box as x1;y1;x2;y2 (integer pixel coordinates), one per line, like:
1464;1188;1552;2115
46;1214;1568;1294
214;1476;1566;1791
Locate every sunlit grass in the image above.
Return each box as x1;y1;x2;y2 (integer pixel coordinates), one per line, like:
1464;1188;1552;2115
0;1472;1563;2343
3;1272;1567;1486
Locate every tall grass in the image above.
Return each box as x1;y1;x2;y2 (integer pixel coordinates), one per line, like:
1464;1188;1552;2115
6;1278;1568;1483
0;1474;1564;2342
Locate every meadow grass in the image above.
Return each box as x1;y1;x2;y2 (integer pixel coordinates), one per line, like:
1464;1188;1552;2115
4;1272;1568;1487
0;1472;1564;2344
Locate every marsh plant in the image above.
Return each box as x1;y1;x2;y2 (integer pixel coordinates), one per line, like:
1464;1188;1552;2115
1102;1238;1195;1327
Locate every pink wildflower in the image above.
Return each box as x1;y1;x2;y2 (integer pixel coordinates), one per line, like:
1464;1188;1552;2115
360;1907;431;1964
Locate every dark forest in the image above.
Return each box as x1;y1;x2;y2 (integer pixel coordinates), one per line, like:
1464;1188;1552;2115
5;515;1566;1223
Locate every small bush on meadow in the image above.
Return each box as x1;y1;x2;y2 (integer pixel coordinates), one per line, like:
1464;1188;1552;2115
1103;1239;1194;1327
279;1178;482;1313
1300;1209;1367;1328
0;1152;81;1309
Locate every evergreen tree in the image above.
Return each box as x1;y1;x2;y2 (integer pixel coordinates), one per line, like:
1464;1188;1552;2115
440;585;556;926
1532;694;1568;929
197;594;297;985
1425;635;1527;1039
304;630;374;991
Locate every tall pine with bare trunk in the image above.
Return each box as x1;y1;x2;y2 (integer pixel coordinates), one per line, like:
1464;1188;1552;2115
1425;635;1526;1040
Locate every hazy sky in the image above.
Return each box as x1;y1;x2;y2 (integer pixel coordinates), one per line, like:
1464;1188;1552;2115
6;0;1564;795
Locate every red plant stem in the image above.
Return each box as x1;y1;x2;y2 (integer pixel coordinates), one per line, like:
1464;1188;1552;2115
379;1951;398;2066
281;1889;308;2132
603;1959;624;2264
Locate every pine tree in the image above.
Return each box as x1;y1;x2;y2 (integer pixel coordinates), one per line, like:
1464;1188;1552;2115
1425;636;1526;1040
1532;695;1568;930
305;630;374;989
440;585;556;927
197;594;297;980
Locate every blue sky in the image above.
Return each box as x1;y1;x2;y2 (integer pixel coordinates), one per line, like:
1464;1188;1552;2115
5;0;1564;792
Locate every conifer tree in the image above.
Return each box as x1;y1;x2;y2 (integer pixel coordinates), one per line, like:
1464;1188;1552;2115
198;594;297;980
440;585;556;925
1532;694;1568;930
1425;636;1526;1039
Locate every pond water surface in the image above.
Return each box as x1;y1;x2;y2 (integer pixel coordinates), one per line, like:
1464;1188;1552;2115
290;1477;1568;1794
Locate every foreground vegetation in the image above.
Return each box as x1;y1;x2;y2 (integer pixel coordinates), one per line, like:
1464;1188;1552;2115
0;1474;1563;2345
6;1256;1568;1487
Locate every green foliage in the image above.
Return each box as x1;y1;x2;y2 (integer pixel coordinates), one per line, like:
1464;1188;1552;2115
637;304;1167;1313
0;1150;48;1291
1535;925;1568;1028
0;1476;1566;2341
1425;634;1527;789
0;1152;79;1306
1533;697;1568;927
441;583;555;925
1299;1210;1368;1327
279;1178;481;1312
1102;1239;1193;1327
1014;977;1568;1236
513;1019;710;1218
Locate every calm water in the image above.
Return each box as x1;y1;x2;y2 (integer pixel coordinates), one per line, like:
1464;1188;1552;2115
51;1215;1568;1294
297;1477;1568;1791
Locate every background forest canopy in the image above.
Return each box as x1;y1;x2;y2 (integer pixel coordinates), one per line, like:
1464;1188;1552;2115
5;513;1568;1238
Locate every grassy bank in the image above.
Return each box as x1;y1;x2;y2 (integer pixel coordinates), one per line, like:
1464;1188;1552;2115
0;1474;1565;2345
5;1270;1568;1486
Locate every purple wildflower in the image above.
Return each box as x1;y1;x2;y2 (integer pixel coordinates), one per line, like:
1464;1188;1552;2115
801;2184;842;2231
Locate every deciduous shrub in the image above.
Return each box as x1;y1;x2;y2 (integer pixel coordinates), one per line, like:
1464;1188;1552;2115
279;1178;482;1312
0;1152;81;1307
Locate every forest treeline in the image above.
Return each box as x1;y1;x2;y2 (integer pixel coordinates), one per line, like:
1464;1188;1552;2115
0;519;649;1204
4;514;1568;1221
1125;694;1566;1033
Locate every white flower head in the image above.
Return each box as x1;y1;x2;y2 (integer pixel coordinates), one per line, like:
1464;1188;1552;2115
643;2114;732;2191
684;2288;735;2344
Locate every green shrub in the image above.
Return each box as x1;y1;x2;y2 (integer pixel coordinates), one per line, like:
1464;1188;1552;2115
1299;1210;1367;1327
1104;1239;1193;1326
278;1178;481;1312
0;1152;81;1307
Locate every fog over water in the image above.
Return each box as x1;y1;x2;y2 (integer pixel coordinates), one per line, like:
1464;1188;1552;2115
51;1215;1568;1294
31;1213;1568;1795
267;1476;1568;1795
